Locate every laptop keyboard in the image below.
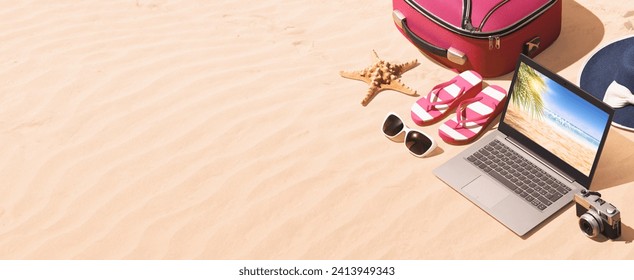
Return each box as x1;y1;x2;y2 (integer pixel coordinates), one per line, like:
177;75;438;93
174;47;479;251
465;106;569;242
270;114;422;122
466;139;571;211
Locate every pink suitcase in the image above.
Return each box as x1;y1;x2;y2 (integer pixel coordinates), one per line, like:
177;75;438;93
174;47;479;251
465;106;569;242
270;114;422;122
392;0;561;77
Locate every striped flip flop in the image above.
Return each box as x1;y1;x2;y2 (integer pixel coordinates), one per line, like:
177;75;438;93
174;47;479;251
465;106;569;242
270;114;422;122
438;85;508;144
410;70;483;126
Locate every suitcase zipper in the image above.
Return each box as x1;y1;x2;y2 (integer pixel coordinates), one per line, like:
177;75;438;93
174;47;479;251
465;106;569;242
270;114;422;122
478;0;510;32
488;36;501;50
404;0;557;39
462;0;475;31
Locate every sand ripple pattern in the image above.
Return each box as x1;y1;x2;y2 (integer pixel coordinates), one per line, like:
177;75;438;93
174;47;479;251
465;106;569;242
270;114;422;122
0;0;399;259
0;0;633;259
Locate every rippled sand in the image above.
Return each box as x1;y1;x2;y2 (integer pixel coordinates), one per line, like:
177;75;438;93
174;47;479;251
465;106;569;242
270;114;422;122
0;0;633;259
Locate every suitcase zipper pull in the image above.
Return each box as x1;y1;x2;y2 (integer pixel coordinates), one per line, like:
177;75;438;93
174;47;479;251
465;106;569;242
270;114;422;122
489;36;501;50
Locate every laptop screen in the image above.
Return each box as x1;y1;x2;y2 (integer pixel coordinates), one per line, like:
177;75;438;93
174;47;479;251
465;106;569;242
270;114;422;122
502;59;611;178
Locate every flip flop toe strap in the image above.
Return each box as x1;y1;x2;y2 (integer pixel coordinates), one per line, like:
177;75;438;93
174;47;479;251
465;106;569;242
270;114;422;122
425;79;465;111
454;97;493;128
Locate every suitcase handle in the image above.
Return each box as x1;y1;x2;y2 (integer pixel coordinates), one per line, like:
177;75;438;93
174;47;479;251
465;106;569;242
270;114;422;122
393;10;467;65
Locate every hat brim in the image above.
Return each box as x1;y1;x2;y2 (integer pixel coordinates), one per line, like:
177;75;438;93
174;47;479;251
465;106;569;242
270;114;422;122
579;36;634;131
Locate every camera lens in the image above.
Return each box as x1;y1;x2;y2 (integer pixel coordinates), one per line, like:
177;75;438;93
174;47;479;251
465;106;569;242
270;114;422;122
579;211;603;238
580;219;594;236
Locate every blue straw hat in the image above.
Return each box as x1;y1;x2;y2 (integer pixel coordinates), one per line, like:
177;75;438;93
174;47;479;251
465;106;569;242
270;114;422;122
580;36;634;131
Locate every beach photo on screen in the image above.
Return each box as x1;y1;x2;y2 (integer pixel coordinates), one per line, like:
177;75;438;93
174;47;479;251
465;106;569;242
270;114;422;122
505;62;609;176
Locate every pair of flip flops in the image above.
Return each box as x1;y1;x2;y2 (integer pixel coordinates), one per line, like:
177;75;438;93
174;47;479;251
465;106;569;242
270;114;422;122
410;70;508;144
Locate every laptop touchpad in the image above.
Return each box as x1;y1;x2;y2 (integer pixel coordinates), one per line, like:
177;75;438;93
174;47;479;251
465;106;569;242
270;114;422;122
462;176;509;209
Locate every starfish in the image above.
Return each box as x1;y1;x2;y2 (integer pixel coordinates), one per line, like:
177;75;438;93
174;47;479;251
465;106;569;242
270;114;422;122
340;50;418;106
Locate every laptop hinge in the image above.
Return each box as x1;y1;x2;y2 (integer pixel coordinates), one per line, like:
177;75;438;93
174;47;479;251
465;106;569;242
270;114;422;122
504;136;575;183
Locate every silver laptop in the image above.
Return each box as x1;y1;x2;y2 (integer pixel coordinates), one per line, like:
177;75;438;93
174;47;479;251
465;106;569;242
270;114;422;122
434;54;614;236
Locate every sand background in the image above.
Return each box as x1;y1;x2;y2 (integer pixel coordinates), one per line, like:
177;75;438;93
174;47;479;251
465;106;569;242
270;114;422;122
0;0;633;259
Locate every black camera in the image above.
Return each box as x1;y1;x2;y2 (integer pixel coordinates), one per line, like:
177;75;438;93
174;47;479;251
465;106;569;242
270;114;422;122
574;190;621;240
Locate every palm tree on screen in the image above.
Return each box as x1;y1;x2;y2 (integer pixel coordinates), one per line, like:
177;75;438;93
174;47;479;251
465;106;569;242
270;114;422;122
512;63;546;119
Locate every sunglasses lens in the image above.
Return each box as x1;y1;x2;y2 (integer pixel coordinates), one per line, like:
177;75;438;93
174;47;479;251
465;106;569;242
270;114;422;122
383;114;404;137
406;131;433;156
